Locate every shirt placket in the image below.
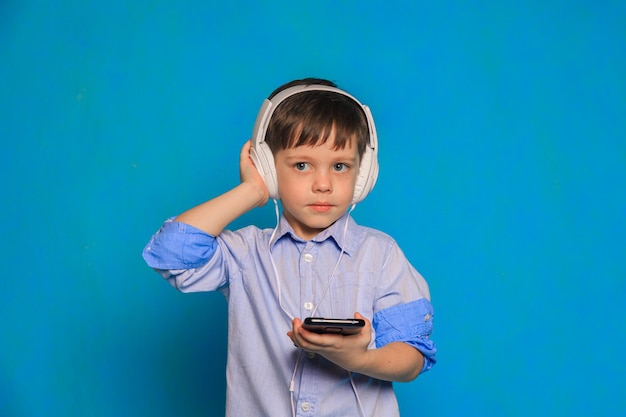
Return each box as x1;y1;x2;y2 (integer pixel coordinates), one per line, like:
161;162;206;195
296;241;320;415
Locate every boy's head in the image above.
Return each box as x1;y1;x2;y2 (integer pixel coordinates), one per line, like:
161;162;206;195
250;78;378;205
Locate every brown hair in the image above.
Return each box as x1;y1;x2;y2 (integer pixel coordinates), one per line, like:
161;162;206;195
264;78;369;158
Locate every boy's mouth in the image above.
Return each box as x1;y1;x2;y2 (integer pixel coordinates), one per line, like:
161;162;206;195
310;202;332;213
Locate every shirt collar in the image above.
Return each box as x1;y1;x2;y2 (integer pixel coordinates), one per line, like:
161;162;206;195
270;211;361;257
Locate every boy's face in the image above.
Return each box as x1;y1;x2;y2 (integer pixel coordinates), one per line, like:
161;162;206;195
274;132;360;240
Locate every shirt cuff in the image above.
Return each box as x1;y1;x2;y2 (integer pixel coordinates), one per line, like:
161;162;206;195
142;219;218;270
373;298;437;374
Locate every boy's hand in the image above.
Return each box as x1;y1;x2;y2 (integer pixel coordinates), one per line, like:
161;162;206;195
172;140;272;235
240;140;270;206
287;312;372;373
287;312;424;382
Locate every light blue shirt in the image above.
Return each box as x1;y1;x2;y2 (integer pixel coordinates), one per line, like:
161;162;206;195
143;212;436;417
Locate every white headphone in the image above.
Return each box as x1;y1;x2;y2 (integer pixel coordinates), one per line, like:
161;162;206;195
250;84;379;204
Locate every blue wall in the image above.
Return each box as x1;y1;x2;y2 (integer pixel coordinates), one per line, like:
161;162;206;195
1;1;625;416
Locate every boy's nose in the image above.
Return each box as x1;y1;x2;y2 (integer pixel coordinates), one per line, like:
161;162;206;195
312;171;332;192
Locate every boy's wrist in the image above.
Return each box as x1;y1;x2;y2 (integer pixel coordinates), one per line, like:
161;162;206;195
349;348;376;375
239;181;269;208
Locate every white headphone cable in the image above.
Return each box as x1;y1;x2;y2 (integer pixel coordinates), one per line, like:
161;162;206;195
268;199;294;321
349;371;366;417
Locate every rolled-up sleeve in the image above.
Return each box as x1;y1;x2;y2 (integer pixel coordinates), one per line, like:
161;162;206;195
142;219;218;270
373;298;437;374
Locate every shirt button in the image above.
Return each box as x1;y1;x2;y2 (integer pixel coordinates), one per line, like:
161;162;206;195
303;253;313;262
301;402;311;411
307;352;316;359
304;302;313;311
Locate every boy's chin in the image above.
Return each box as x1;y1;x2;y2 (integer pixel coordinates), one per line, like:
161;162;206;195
288;219;336;240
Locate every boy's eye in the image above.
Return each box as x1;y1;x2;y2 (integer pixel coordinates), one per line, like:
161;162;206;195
333;163;349;172
294;162;310;171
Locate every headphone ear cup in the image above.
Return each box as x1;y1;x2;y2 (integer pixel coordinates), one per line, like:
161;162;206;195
352;146;379;204
250;142;279;199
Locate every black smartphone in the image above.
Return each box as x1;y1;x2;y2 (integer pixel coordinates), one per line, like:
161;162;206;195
302;318;365;335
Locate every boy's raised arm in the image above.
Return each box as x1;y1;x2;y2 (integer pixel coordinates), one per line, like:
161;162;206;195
174;140;269;236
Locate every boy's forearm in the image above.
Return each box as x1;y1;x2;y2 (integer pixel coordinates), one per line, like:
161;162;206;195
174;182;266;236
352;342;424;382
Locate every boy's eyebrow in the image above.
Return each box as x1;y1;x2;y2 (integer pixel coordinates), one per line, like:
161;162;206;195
333;154;359;163
283;153;359;165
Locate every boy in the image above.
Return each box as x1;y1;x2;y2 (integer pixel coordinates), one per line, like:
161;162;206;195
142;78;436;416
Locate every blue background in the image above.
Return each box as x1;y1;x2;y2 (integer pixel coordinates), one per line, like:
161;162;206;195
1;1;625;416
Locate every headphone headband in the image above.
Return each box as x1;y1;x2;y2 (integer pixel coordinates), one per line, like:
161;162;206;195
250;84;379;203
